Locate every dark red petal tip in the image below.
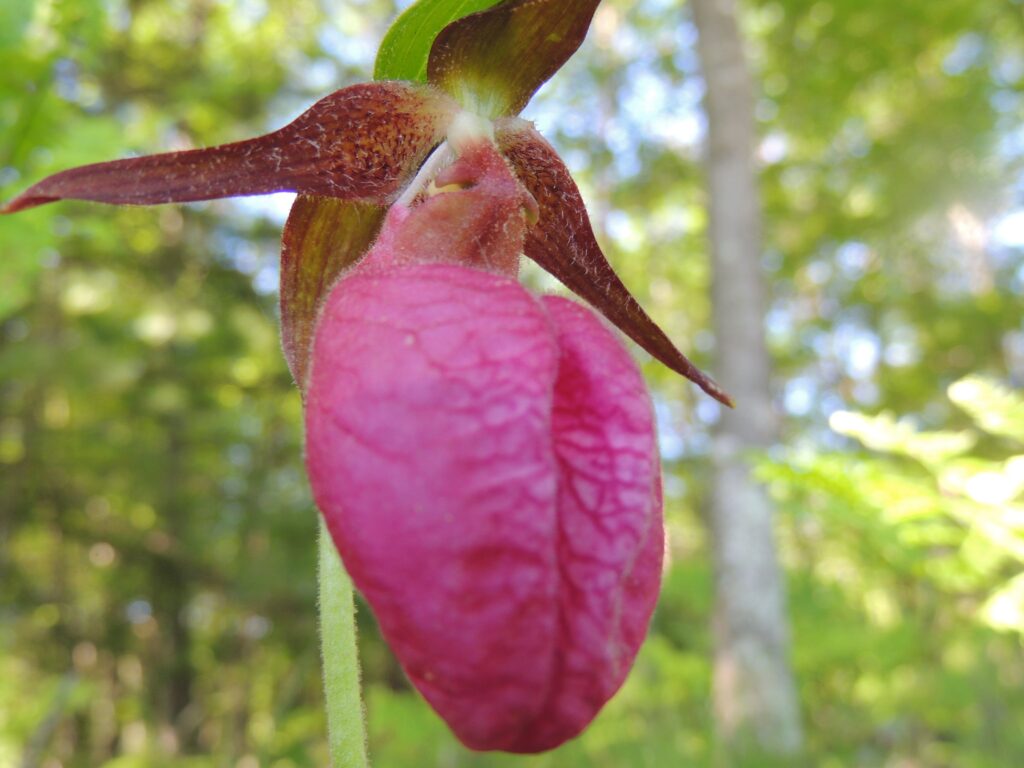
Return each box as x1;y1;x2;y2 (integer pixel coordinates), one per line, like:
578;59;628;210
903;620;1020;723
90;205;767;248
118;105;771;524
497;119;734;407
427;0;602;118
2;82;457;213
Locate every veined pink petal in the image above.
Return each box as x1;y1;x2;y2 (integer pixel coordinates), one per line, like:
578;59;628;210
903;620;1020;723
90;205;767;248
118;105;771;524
497;118;734;407
2;82;457;213
507;294;664;752
305;255;662;753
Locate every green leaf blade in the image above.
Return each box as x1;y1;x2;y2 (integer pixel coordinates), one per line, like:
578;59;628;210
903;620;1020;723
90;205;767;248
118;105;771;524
374;0;503;83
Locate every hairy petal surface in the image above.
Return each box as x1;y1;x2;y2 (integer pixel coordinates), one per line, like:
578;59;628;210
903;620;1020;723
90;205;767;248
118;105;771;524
305;255;663;752
2;83;457;213
497;119;734;407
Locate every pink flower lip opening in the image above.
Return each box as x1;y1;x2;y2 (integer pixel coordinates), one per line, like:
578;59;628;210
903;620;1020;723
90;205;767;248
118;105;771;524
304;142;664;751
305;258;664;752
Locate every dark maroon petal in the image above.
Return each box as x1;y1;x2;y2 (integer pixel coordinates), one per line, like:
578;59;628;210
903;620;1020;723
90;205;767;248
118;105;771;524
496;119;734;407
427;0;601;117
280;195;386;391
2;83;457;214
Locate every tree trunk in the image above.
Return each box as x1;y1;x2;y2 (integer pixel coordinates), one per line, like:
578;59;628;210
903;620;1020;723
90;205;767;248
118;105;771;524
690;0;803;759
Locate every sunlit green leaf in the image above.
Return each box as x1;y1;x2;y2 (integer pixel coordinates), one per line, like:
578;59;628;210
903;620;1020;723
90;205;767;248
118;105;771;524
374;0;502;83
948;376;1024;444
829;410;976;465
982;572;1024;635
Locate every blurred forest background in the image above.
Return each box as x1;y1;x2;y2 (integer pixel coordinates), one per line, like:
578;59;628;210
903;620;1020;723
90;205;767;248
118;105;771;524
2;0;1024;766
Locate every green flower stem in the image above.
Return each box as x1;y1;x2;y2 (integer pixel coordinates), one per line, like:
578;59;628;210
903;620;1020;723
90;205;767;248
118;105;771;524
318;515;369;768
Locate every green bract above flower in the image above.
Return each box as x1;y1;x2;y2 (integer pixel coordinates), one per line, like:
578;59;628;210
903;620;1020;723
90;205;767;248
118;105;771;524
1;0;731;407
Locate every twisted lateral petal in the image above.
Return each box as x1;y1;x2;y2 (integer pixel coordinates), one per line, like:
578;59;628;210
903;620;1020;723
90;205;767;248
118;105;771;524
2;82;458;214
428;0;602;118
304;261;662;753
496;119;734;407
280;196;386;390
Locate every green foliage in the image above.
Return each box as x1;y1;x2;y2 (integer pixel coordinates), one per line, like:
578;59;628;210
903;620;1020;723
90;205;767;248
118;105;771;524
2;0;1023;766
950;376;1024;444
374;0;502;82
760;376;1024;764
0;2;363;764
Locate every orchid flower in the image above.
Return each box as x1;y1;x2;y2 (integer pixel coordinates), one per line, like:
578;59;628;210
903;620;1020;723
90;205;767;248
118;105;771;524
2;0;729;407
3;0;731;756
306;125;665;751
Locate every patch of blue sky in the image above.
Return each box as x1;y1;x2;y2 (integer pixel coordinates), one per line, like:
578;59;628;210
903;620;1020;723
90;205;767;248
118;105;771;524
227;0;269;27
230;193;295;228
653;395;686;461
318;24;376;71
833;321;881;381
213;226;281;296
883;326;921;368
836;241;872;278
942;33;986;77
784;376;817;417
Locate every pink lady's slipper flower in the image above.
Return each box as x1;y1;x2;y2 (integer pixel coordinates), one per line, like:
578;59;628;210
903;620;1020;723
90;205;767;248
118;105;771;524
306;128;663;751
2;0;730;407
3;0;731;754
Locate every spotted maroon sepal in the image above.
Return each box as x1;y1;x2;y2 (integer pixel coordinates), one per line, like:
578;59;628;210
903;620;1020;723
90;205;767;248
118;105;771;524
2;82;457;213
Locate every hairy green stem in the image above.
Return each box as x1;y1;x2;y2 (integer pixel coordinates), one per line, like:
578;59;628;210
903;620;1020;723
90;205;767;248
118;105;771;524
318;516;369;767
